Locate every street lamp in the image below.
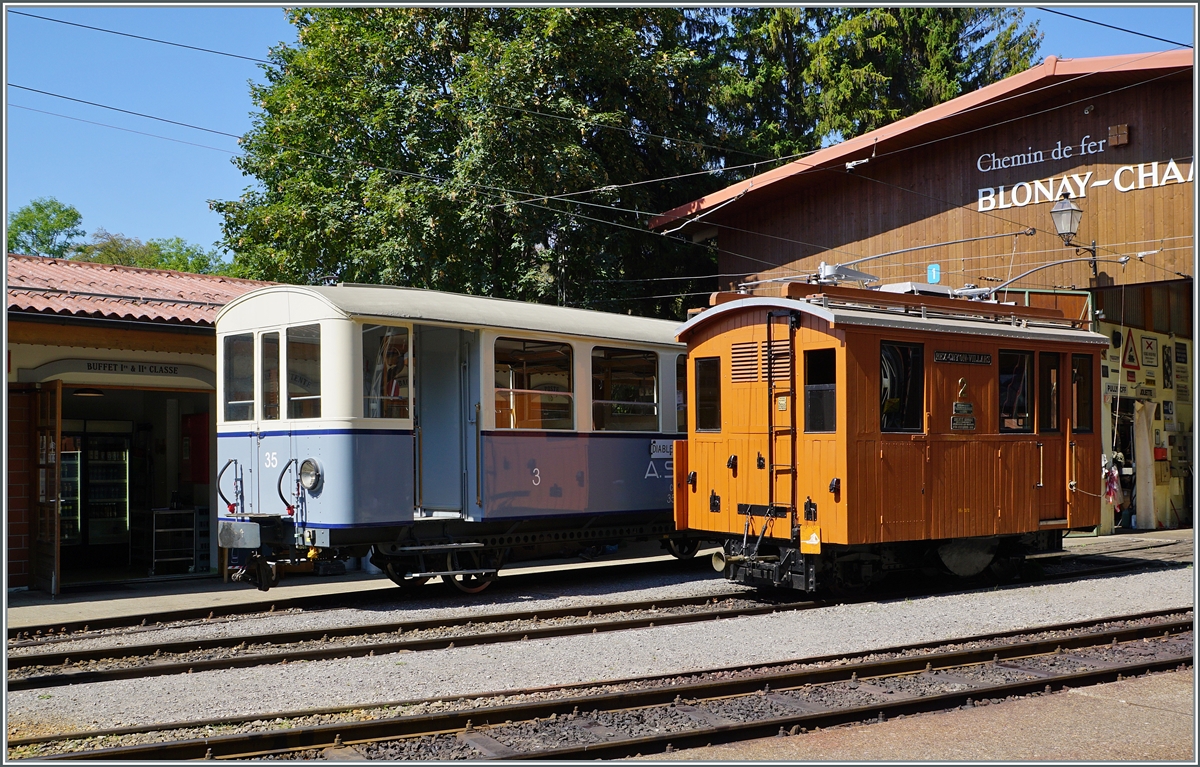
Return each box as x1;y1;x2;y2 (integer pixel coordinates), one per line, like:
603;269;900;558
1049;193;1098;278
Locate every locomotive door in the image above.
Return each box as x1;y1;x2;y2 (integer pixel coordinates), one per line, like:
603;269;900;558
415;325;466;515
33;380;63;596
1035;352;1067;525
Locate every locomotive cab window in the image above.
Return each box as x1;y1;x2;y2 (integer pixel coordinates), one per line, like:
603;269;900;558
224;333;254;422
261;332;280;420
999;350;1033;432
880;342;924;432
592;347;658;431
1038;352;1060;433
695;357;720;431
676;354;687;433
363;324;411;419
495;338;574;430
804;349;836;433
287;324;322;419
1071;354;1094;433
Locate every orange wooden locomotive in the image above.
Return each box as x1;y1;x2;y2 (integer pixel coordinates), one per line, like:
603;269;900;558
672;283;1106;592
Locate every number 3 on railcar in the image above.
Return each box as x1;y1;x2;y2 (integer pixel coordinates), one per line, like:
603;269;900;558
671;284;1106;593
215;284;692;591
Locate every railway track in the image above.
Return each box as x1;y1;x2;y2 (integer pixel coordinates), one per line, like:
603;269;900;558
10;536;1188;646
11;609;1191;761
6;554;721;641
8;538;1190;691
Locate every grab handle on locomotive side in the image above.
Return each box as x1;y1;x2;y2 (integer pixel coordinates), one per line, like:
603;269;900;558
217;459;239;514
276;457;297;515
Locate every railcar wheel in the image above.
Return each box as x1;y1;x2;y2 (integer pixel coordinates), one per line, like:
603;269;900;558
444;551;492;594
384;562;430;591
666;538;699;560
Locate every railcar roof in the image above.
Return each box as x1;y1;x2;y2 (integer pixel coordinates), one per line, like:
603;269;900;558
218;283;683;346
676;296;1110;346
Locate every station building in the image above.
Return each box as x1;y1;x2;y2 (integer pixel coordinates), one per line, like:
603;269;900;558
652;50;1194;534
6;254;269;594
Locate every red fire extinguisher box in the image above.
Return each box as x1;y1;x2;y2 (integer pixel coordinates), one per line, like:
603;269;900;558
1154;447;1169;461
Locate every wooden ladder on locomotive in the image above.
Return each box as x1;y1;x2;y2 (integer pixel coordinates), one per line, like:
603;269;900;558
765;310;799;536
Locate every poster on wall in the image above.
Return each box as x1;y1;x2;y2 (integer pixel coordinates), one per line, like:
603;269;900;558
1178;383;1190;401
1141;336;1158;367
1163;346;1174;390
1176;344;1189;364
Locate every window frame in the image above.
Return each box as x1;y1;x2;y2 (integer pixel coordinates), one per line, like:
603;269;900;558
694;356;721;432
879;341;925;433
804;348;837;434
361;322;414;422
675;353;688;434
998;349;1034;433
1071;353;1095;433
493;336;576;431
590;346;659;432
223;333;255;423
1038;351;1061;434
261;331;281;421
286;323;323;420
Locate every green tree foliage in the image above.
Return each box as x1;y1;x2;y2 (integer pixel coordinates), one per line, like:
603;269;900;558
72;229;230;274
213;7;726;317
215;7;1041;316
713;7;1041;157
7;197;86;258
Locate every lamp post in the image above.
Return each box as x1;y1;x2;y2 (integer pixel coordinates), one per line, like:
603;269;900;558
1049;193;1098;279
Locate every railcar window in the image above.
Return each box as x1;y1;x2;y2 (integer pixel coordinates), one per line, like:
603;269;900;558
223;334;254;422
1071;354;1094;433
880;342;924;432
695;357;720;431
804;349;836;433
494;338;574;430
1038;352;1060;433
676;354;687;433
592;348;658;431
999;350;1033;432
261;332;280;420
362;325;410;419
287;324;322;419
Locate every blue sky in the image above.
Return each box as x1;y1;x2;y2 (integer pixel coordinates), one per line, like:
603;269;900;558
4;5;1196;261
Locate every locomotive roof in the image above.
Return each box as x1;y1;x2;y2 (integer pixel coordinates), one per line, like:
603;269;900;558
676;296;1110;346
218;283;682;346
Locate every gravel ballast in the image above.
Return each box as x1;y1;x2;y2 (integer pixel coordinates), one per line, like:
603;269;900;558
6;567;1193;736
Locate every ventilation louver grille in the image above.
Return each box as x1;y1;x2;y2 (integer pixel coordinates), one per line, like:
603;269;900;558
731;342;759;382
763;339;791;381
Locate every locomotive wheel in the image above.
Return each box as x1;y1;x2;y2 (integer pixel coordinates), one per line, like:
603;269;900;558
666;538;699;560
444;551;492;594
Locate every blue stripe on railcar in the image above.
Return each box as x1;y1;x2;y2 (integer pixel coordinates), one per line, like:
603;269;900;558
481;431;672;520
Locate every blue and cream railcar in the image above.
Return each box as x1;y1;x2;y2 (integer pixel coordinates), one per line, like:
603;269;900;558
215;284;690;591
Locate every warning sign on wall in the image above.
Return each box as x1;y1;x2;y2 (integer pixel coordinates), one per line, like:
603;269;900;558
1122;332;1140;370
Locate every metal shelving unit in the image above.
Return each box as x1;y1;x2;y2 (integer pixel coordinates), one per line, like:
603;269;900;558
150;509;196;575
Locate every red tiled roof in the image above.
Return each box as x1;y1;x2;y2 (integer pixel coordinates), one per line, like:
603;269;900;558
6;253;274;326
650;49;1194;231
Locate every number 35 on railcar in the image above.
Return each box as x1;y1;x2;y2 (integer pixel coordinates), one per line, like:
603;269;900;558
671;284;1107;592
215;284;691;591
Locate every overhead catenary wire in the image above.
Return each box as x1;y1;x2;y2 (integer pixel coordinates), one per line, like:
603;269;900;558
1035;8;1194;49
8;103;238;155
8;42;1192;305
7;9;277;64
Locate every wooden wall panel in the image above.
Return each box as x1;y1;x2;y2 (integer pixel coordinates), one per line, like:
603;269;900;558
715;76;1193;294
930;441;999;540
